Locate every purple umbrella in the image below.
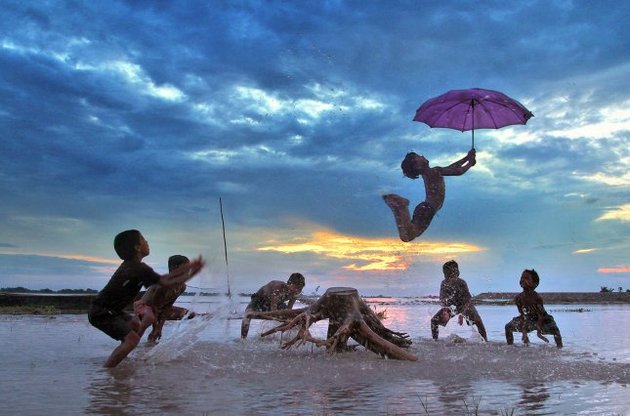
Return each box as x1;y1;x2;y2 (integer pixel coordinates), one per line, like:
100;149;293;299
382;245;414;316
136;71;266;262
413;88;534;148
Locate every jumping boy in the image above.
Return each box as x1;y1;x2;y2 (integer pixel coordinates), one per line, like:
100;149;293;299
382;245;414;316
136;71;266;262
383;149;476;242
430;260;488;342
88;230;205;367
240;273;305;339
505;269;563;348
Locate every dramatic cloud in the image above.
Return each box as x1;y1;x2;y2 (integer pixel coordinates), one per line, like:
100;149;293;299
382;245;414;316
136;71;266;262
0;0;628;294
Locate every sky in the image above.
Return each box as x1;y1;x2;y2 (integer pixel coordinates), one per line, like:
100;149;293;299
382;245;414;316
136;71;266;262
0;0;628;296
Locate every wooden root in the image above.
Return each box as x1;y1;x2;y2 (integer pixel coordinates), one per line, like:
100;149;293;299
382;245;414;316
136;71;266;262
253;287;417;361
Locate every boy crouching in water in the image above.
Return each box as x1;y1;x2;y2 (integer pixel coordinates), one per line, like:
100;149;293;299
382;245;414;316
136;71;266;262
505;269;563;348
240;273;305;339
138;255;197;343
88;230;205;367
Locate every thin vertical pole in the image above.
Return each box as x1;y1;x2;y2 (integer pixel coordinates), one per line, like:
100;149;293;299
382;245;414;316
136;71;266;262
471;100;475;149
220;197;232;298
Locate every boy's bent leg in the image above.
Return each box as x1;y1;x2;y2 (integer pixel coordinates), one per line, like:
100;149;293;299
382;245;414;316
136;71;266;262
383;195;416;242
430;307;451;340
475;319;488;342
505;319;518;345
465;306;487;341
137;310;156;340
240;316;251;339
409;202;436;239
104;330;140;368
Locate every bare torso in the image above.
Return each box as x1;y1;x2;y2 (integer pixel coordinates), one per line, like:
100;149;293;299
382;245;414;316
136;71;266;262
422;168;446;210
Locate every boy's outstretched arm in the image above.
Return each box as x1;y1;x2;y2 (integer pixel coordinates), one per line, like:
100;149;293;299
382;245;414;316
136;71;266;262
439;149;476;176
158;256;205;287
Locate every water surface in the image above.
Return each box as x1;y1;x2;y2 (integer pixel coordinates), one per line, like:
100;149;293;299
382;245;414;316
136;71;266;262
1;296;628;415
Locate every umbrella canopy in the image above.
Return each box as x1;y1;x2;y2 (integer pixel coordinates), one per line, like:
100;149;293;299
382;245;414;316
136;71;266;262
413;88;533;148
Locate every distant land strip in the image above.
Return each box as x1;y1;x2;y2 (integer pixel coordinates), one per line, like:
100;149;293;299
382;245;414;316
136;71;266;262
474;292;630;304
1;291;629;315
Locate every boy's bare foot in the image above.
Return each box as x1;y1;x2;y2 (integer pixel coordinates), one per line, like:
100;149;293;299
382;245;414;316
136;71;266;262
383;194;409;208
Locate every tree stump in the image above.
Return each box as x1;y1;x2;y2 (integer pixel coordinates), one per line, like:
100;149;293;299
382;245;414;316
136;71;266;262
248;287;416;361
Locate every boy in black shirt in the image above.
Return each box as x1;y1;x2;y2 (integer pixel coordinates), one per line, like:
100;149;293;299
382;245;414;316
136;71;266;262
88;229;204;367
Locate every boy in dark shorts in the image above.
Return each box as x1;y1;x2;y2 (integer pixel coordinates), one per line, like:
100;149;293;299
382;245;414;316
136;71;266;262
430;260;488;341
505;269;563;348
383;149;476;242
88;230;205;367
240;273;305;339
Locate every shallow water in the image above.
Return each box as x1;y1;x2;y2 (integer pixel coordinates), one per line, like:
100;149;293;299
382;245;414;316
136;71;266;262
1;296;628;415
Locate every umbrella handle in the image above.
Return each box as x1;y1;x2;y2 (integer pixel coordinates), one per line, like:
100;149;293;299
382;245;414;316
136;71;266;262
471;101;475;149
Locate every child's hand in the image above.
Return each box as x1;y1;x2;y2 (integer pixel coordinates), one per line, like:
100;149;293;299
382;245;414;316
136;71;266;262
189;256;206;276
536;331;549;343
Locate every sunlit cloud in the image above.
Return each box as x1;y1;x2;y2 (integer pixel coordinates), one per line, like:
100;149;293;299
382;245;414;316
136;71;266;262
73;59;187;102
102;61;186;101
576;168;630;187
597;266;630;274
57;254;120;265
595;204;630;222
257;229;483;272
230;83;385;123
574;248;597;254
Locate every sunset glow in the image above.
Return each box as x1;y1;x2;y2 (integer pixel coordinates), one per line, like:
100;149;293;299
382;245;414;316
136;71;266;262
597;266;630;274
257;229;483;272
58;254;120;265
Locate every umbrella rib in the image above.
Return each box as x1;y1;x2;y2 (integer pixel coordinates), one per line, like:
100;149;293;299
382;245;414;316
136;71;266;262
482;98;530;126
434;100;473;132
477;101;500;129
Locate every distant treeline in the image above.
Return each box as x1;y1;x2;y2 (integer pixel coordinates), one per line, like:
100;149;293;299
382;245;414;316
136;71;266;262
1;287;98;294
0;287;252;297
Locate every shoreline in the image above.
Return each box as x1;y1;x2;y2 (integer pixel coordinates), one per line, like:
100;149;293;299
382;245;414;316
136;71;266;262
473;291;630;304
1;291;629;315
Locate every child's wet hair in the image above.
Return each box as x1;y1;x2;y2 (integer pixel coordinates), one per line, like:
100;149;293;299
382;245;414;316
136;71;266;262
443;260;459;275
168;255;190;272
401;152;421;179
113;229;142;260
287;272;305;289
524;269;540;288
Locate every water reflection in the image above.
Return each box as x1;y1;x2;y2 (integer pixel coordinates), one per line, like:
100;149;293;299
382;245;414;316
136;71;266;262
85;365;185;416
519;382;551;414
86;367;138;415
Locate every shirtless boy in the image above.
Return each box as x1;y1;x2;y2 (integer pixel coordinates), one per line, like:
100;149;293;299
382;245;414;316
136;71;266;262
505;269;563;348
383;149;476;242
240;273;305;339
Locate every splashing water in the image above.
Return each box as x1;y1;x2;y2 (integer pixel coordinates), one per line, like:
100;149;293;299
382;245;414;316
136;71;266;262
142;295;239;363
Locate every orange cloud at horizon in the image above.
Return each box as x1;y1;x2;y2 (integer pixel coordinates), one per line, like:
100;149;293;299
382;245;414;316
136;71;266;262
58;254;120;265
597;266;630;274
257;229;483;272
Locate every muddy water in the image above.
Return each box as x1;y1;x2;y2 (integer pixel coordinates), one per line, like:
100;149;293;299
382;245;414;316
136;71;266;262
1;298;628;415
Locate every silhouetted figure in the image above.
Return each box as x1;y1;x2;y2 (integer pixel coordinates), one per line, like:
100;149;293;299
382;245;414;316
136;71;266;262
430;260;487;341
240;273;305;339
505;269;563;348
134;255;197;343
88;230;204;367
383;149;476;242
